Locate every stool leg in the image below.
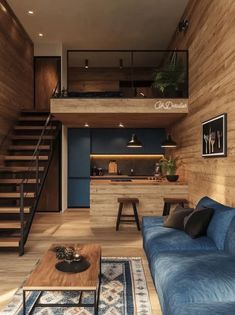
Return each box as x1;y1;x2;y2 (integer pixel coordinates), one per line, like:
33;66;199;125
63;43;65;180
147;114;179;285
116;203;123;231
132;202;141;231
163;202;171;216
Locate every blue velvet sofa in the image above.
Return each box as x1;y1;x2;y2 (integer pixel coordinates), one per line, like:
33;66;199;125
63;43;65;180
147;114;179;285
142;196;235;315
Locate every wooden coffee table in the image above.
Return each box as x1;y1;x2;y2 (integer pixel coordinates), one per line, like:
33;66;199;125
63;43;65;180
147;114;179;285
22;244;101;315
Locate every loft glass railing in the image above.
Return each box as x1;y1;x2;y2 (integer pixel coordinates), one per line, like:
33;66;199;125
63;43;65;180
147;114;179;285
64;50;188;99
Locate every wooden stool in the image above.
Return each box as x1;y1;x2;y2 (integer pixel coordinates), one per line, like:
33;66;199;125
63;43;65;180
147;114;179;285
116;198;141;231
162;197;188;216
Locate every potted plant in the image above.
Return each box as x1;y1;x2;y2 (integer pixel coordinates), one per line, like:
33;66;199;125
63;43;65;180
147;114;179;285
160;157;179;182
152;51;186;97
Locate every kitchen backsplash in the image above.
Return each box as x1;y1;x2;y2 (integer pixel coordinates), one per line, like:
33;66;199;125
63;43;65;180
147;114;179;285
91;157;162;176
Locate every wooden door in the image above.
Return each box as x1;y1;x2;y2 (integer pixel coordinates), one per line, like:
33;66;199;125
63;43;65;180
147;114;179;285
34;57;61;111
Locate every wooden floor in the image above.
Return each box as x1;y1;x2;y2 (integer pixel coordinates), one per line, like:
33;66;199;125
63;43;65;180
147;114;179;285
0;209;161;314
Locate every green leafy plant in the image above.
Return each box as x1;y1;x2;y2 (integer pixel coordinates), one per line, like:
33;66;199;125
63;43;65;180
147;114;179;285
160;157;178;176
152;52;186;95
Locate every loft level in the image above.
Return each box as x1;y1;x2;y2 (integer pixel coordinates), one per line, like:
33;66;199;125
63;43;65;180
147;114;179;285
50;98;188;128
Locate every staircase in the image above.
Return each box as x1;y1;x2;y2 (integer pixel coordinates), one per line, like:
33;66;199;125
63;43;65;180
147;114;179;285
0;112;61;255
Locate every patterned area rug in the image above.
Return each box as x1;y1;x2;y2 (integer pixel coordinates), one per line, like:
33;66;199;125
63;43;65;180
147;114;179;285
1;257;152;315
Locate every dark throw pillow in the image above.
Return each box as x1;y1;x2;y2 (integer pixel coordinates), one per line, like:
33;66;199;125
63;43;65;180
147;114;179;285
163;205;194;230
184;207;214;238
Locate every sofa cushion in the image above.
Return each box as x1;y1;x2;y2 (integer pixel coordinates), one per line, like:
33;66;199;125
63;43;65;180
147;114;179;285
151;251;235;315
196;196;235;249
172;302;235;315
163;206;193;230
224;216;235;256
141;216;164;229
142;217;217;262
184;207;214;238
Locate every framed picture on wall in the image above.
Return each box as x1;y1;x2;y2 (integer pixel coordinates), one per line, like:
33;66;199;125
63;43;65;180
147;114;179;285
202;113;227;157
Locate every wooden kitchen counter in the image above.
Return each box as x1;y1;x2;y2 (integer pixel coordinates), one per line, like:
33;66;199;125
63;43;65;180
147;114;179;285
90;179;188;229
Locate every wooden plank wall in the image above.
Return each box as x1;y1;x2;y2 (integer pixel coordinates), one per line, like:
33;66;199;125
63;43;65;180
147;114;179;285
0;0;33;148
169;0;235;206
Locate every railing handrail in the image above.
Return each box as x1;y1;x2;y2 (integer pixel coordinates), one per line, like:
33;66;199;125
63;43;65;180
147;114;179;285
21;113;52;186
19;118;62;255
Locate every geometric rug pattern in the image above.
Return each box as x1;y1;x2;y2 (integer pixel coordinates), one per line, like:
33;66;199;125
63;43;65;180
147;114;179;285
1;257;152;315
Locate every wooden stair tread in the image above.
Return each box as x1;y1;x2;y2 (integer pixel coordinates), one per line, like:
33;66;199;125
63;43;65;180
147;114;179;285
14;126;56;130
0;179;39;184
12;135;54;140
0;192;35;198
0;166;44;172
9;145;50;150
18;116;49;121
0;207;30;213
0;237;20;247
0;221;21;229
5;155;48;161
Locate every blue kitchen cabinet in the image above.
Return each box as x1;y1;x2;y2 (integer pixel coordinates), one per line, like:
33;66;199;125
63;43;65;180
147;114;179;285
68;129;90;207
91;128;165;154
68;129;90;177
68;179;90;208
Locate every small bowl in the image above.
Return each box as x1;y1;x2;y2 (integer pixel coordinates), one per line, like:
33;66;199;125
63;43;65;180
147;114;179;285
166;175;179;182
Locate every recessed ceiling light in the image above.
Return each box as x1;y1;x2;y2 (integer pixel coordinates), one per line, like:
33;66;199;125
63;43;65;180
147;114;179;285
84;122;89;128
119;122;124;128
38;33;43;37
28;10;34;15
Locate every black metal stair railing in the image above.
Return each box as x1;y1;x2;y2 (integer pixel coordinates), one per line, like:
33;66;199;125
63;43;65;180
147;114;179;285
18;114;61;255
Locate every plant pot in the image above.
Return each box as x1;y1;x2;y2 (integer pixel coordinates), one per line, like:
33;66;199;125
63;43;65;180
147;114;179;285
166;175;179;182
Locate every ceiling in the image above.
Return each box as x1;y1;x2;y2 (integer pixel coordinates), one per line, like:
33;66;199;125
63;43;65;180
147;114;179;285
8;0;189;49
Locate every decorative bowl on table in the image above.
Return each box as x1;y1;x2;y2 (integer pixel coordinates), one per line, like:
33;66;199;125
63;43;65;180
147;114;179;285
166;175;179;182
54;246;90;273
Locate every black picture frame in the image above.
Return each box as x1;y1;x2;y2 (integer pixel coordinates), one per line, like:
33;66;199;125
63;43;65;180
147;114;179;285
202;113;227;157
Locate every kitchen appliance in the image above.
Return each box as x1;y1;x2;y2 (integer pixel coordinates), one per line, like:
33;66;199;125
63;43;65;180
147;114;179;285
108;160;118;174
97;168;103;176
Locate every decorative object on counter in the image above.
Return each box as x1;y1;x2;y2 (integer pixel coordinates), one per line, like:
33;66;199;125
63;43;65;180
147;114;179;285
97;167;103;176
126;134;143;148
154;162;161;177
160;156;179;181
202;113;227;157
60;87;68;97
161;134;177;148
108;160;118;174
54;246;90;273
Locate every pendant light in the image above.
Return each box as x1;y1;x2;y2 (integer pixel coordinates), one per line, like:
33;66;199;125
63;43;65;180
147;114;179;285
161;134;177;148
127;134;143;148
85;59;89;69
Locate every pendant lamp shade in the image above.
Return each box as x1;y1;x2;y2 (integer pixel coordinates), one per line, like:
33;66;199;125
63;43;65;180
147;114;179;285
127;134;143;148
161;134;177;148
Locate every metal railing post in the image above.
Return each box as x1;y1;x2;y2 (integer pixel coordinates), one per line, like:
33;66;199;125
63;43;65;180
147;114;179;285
19;183;24;256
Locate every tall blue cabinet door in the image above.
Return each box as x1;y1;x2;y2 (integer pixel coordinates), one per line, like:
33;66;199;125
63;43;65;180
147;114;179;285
68;179;90;208
68;129;90;177
68;128;90;207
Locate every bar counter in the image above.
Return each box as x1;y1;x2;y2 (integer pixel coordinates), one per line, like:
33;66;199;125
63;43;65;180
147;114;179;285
90;179;188;229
